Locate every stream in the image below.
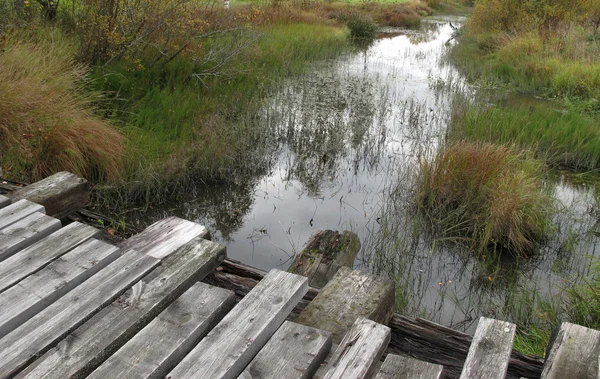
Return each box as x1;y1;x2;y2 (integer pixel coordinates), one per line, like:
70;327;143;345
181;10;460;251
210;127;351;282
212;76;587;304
129;15;600;333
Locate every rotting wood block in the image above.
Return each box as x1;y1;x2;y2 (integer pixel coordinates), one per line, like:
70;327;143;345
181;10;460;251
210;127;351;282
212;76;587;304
18;237;227;379
295;266;395;344
289;230;360;288
87;282;235;379
239;321;332;379
541;322;600;379
322;317;391;379
8;172;89;219
459;317;516;379
167;269;308;379
374;354;445;379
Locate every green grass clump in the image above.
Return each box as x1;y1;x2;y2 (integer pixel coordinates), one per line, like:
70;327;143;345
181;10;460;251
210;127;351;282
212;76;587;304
339;12;377;38
452;101;600;170
416;142;553;255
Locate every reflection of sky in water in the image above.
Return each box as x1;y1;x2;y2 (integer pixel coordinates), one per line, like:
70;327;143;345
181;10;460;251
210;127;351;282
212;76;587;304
130;16;600;333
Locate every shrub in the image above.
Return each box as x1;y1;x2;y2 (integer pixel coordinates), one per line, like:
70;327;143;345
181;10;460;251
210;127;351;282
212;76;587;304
0;30;123;183
343;12;377;38
416;142;553;255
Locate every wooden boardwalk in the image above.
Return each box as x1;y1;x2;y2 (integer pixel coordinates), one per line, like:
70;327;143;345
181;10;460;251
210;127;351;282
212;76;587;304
1;174;599;379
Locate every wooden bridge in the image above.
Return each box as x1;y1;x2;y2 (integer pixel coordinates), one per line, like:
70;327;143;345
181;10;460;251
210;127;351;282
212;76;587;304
0;172;598;379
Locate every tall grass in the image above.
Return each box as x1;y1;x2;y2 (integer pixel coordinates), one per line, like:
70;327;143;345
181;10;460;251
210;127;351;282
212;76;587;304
0;29;123;183
416;142;553;255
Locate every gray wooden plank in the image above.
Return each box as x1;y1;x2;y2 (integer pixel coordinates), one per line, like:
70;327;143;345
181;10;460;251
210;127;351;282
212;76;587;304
0;194;10;209
20;236;227;379
374;354;445;379
7;171;89;219
0;212;61;262
0;199;45;231
0;239;120;339
0;222;100;293
322;317;391;379
239;321;332;379
296;267;395;343
167;269;308;379
119;216;209;259
459;317;516;379
541;322;600;379
0;250;159;378
88;282;235;379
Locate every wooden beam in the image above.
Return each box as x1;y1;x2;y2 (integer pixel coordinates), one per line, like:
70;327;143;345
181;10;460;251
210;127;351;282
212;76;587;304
119;216;209;259
322;317;391;379
459;317;516;379
288;230;360;288
239;321;332;379
87;282;235;379
0;222;100;293
20;237;227;379
374;354;445;379
7;172;89;219
0;199;45;230
295;267;395;344
541;322;600;379
0;250;159;378
0;212;61;262
0;194;10;209
167;270;308;379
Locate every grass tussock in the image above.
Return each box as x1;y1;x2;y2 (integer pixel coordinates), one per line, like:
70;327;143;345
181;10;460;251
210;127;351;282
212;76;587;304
0;30;123;183
416;142;553;256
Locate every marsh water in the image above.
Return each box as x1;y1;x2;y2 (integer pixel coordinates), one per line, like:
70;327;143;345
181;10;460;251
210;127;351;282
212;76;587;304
131;16;600;333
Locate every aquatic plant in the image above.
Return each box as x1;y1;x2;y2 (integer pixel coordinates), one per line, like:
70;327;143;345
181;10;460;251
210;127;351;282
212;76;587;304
415;142;554;256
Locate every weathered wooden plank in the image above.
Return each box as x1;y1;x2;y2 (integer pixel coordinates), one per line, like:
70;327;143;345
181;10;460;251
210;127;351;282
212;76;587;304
7;172;89;219
0;212;62;262
119;216;209;259
0;239;120;339
239;321;332;379
0;194;10;209
167;269;308;379
20;236;226;379
87;282;235;379
289;230;360;288
374;354;445;379
0;250;159;378
0;222;100;293
0;199;45;230
295;267;395;344
541;322;600;379
459;317;516;379
322;317;391;379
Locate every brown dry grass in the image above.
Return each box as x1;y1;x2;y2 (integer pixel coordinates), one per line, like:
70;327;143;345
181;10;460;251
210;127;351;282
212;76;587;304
0;29;124;183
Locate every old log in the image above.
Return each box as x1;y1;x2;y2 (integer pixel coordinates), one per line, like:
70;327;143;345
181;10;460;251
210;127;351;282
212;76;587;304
288;230;360;288
203;259;545;379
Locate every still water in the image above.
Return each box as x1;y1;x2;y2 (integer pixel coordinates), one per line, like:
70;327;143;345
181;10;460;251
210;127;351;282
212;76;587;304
130;16;600;332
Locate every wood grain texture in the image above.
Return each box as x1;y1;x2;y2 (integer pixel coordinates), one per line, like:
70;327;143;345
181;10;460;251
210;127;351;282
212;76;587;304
0;222;100;293
19;237;226;379
295;267;395;344
0;239;120;339
322;317;391;379
239;321;332;379
0;212;61;262
374;354;445;379
119;216;208;259
167;269;308;379
88;282;235;379
0;194;10;209
459;317;516;379
7;172;89;219
0;199;45;231
0;250;159;378
541;322;600;379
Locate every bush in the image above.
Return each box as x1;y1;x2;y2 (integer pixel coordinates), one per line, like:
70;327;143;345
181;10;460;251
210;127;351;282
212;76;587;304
342;12;377;38
416;142;553;255
0;29;123;183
